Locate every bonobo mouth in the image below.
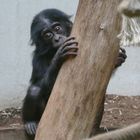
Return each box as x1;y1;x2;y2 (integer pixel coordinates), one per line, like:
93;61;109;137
52;37;66;48
53;42;63;48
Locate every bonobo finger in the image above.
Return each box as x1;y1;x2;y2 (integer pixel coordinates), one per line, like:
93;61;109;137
118;57;125;63
120;47;126;53
25;124;32;135
32;123;37;134
118;52;127;59
30;127;34;135
28;123;35;135
64;36;76;43
62;46;78;53
62;52;78;58
116;57;125;67
63;41;78;48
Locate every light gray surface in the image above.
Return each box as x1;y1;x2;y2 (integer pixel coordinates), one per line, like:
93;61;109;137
0;0;79;110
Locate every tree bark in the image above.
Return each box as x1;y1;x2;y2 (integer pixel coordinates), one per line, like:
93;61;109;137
35;0;121;140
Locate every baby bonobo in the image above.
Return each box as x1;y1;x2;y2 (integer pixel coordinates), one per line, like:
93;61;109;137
22;9;127;136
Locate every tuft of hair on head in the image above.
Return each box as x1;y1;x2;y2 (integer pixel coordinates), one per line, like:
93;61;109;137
40;9;71;22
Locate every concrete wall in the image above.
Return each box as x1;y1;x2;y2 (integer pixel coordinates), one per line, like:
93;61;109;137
0;0;79;110
0;0;140;110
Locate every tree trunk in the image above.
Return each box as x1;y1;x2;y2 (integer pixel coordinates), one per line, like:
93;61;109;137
35;0;121;140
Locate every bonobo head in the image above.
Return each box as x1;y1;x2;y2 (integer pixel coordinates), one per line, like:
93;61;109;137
30;9;73;52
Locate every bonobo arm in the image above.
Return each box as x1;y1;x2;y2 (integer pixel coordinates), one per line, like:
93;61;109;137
40;37;78;99
22;85;45;135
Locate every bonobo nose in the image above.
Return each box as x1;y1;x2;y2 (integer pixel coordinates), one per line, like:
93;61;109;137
54;35;60;42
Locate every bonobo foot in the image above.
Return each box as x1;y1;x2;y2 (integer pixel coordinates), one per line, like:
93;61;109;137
24;121;38;136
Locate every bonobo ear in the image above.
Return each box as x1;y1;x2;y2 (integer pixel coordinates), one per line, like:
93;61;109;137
65;15;73;36
67;20;73;28
68;15;73;25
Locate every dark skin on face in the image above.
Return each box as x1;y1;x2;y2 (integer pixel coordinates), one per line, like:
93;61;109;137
22;9;127;137
41;22;67;48
41;21;78;61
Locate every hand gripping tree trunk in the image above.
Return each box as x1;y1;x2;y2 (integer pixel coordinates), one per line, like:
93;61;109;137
35;0;121;140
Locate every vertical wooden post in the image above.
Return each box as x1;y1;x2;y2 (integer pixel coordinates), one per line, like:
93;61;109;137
35;0;121;140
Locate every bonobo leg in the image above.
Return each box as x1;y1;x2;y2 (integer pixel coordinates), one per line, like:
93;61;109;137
22;86;45;136
91;47;127;135
90;95;105;136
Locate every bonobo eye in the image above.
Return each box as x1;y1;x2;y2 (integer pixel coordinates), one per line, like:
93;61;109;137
43;32;53;40
54;25;62;32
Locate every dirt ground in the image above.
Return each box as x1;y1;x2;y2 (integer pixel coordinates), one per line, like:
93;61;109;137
101;95;140;129
0;95;140;129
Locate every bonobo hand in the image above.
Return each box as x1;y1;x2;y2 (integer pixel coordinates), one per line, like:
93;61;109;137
115;47;127;68
24;121;37;136
52;37;78;64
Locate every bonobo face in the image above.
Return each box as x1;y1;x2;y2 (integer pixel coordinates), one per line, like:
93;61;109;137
41;21;67;48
